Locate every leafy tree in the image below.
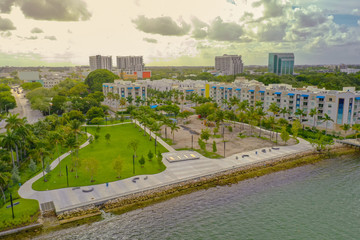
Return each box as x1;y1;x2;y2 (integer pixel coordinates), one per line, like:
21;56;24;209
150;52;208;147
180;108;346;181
85;69;119;92
291;120;302;139
105;133;111;143
51;95;67;114
69;83;89;97
113;159;122;178
86;106;105;121
198;138;206;151
94;133;100;141
148;150;154;161
352;124;360;139
200;128;211;143
0;91;16;112
65;110;86;122
195;102;216;118
280;126;290;144
139;155;145;168
83;158;99;182
128;139;139;158
88;91;105;103
0;83;11;92
212;141;217;153
21;82;42;91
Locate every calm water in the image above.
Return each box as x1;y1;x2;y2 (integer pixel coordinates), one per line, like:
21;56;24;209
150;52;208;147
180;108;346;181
34;155;360;240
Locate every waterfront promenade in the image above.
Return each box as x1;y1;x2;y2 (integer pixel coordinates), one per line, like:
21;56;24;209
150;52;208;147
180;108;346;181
19;122;313;214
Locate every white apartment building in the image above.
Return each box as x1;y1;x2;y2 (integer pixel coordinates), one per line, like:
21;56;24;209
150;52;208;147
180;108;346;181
340;68;360;74
89;55;112;71
215;54;244;76
102;80;147;105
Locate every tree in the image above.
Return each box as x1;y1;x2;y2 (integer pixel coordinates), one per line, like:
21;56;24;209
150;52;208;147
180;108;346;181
148;150;154;161
352;124;360;139
28;159;37;173
11;165;21;184
269;102;280;116
340;123;351;136
113;159;122;178
295;108;307;123
157;151;162;165
91;117;103;125
280;126;290;145
83;158;99;182
86;106;105;121
169;121;180;143
321;113;334;135
0;130;18;168
198;138;206;151
200;128;211;143
126;96;134;105
0;172;10;201
49;131;63;176
128;139;139;158
309;108;318;127
291;120;301;139
64;110;86;122
85;69;119;92
105;133;111;143
139;155;145;168
212;141;217;153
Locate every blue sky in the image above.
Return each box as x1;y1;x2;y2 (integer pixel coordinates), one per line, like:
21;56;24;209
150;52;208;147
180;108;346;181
0;0;359;66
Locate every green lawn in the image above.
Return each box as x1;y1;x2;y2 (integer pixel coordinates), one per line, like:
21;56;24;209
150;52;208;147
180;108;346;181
86;119;131;125
32;124;168;191
0;198;39;231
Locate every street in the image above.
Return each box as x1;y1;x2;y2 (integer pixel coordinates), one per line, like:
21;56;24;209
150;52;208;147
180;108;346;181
0;89;44;133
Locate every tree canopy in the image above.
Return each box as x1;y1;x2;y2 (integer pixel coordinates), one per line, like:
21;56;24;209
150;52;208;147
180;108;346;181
85;69;119;92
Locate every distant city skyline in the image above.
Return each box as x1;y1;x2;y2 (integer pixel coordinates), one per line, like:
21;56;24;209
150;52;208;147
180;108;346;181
0;0;359;67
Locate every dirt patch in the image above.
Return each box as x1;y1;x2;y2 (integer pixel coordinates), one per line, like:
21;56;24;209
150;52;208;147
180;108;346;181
160;115;297;156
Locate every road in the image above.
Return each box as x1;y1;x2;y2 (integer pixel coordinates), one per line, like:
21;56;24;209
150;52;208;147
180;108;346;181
0;89;44;132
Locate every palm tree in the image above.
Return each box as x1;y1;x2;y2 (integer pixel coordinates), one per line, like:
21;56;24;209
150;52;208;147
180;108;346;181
280;107;290;119
340;123;351;137
0;130;18;168
0;172;10;202
49;131;64;176
268;102;280;116
352;124;360;140
126;96;134;105
169;121;180;143
321;113;334;135
114;93;120;111
32;139;51;182
256;107;267;137
5;113;23;130
309;108;318;127
119;98;127;114
295;108;306;123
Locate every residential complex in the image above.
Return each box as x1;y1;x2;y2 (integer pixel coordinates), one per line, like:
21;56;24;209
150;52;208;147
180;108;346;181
103;77;360;131
89;55;113;71
340;68;360;74
215;54;244;76
102;80;147;101
268;53;294;75
116;56;144;72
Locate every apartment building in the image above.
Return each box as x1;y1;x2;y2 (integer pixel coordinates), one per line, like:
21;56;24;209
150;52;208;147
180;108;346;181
102;80;147;104
89;55;112;71
215;54;244;76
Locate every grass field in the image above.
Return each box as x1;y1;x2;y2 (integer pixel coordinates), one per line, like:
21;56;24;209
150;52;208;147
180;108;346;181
0;198;39;231
32;123;168;191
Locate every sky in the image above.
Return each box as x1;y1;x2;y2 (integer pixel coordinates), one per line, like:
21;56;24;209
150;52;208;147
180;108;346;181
0;0;359;67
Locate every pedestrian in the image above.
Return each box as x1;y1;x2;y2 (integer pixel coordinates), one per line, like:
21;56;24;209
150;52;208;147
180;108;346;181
255;151;258;155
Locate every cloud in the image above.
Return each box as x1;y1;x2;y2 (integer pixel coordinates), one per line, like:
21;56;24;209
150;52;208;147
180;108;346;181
0;0;15;13
132;15;190;36
30;27;43;34
252;0;286;20
143;38;158;43
191;17;209;39
25;36;38;40
293;6;327;28
257;21;287;41
207;17;245;42
44;36;57;41
0;31;12;38
18;0;91;21
0;16;16;31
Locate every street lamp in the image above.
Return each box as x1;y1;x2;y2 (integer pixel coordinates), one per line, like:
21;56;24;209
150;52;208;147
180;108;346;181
132;155;135;174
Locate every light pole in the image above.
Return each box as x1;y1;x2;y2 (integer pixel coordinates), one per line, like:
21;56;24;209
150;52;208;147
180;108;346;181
223;141;226;157
132;155;135;174
155;137;157;153
191;135;194;149
66;165;69;187
10;193;14;219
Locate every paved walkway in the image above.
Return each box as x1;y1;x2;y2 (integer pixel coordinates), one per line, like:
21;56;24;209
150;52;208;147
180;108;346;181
19;122;313;214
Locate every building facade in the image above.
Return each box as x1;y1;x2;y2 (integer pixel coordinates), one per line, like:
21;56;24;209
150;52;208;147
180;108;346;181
215;54;244;76
102;80;147;106
116;56;144;72
89;55;112;71
268;53;294;75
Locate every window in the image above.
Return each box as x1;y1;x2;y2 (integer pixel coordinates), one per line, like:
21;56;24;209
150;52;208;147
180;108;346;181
328;104;332;108
328;110;331;114
303;102;308;106
329;98;333;101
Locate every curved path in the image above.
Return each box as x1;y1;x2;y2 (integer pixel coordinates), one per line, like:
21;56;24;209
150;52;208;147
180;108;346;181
19;122;313;214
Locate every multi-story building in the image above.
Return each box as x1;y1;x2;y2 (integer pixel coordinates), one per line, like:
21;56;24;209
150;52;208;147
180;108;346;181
268;53;294;75
116;56;144;72
215;54;244;76
102;80;147;105
89;55;112;71
340;68;360;74
103;77;360;131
